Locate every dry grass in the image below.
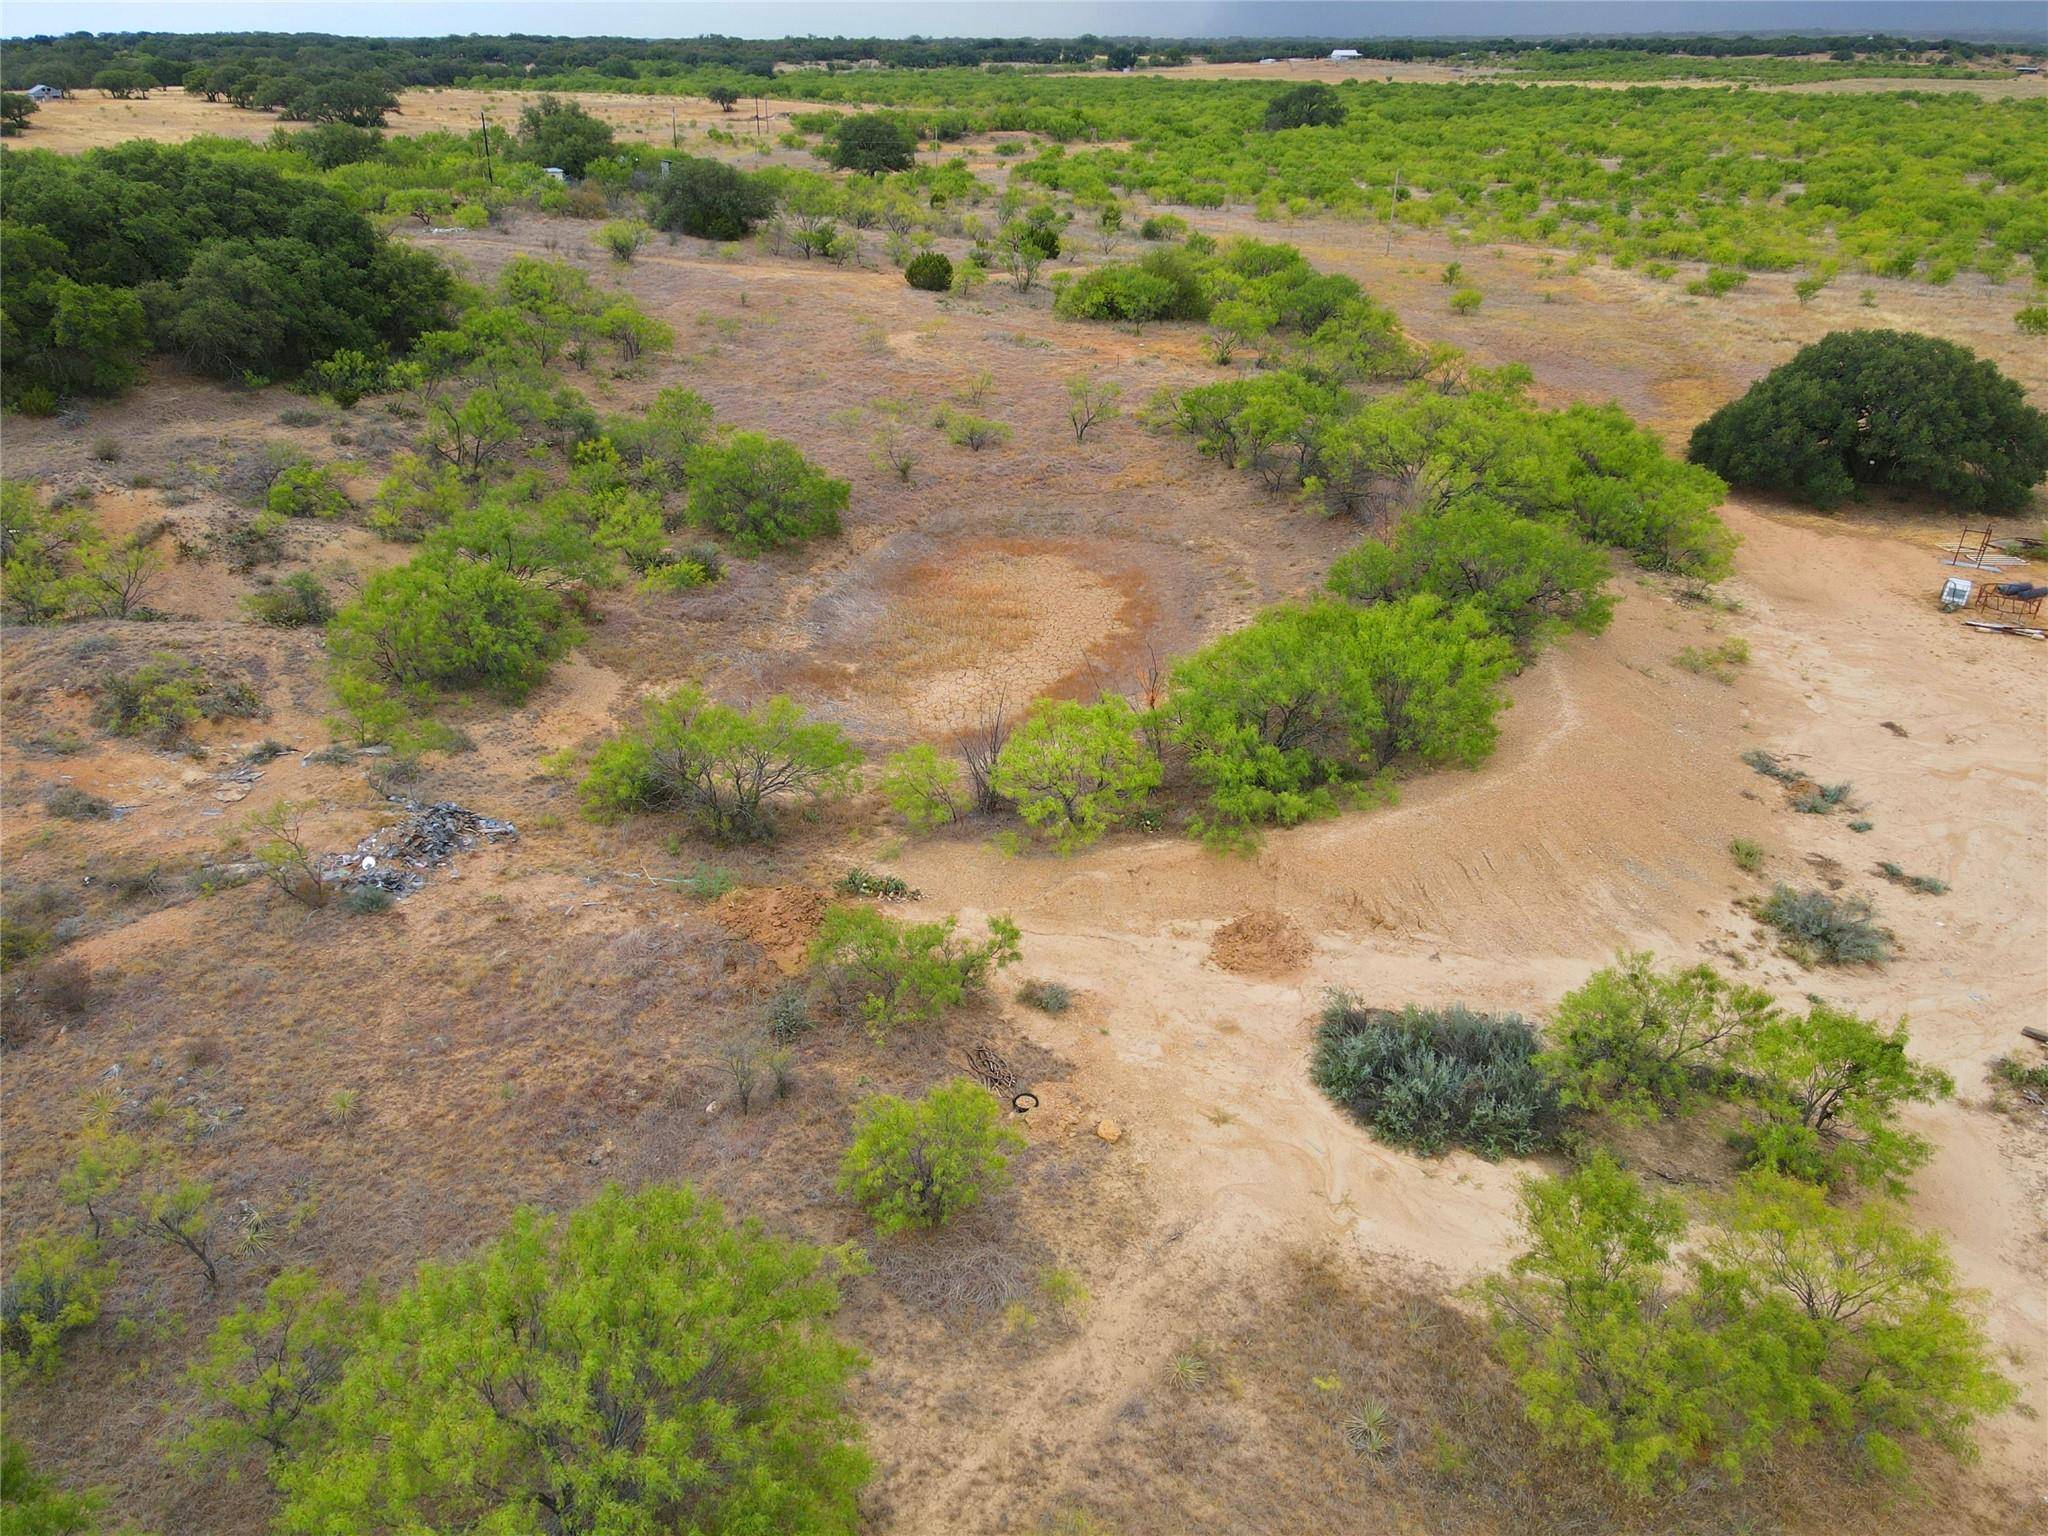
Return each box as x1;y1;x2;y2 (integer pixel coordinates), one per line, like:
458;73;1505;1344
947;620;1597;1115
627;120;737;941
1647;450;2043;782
1043;1249;2034;1536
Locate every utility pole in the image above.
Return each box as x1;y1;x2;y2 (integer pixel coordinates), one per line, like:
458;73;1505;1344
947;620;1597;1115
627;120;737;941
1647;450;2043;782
670;104;678;148
479;108;494;184
1386;167;1400;256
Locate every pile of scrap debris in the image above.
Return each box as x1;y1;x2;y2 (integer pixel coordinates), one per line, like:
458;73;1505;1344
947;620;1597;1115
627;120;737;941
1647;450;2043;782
321;799;518;896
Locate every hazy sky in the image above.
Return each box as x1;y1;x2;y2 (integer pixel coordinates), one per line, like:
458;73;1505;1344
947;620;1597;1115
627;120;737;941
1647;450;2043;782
5;1;2042;40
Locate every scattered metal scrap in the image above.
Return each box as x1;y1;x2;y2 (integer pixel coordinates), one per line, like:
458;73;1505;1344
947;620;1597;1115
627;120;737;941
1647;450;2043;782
321;799;518;896
963;1043;1038;1114
212;761;265;804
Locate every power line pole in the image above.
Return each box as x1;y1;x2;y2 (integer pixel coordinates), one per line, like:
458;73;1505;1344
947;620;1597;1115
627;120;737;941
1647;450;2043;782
479;108;494;184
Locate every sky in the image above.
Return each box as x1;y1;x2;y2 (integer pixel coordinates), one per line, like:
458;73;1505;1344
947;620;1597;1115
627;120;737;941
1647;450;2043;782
4;0;2042;40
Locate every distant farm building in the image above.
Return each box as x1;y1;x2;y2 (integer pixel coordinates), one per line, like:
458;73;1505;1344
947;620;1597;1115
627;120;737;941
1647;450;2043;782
1330;49;1362;61
26;84;62;102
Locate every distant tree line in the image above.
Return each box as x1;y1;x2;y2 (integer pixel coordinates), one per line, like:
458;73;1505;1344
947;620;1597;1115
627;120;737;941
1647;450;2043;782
6;29;2029;99
0;30;1148;94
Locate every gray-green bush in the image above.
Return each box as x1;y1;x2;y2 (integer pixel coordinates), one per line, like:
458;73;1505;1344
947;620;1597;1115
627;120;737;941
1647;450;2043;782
1310;995;1562;1159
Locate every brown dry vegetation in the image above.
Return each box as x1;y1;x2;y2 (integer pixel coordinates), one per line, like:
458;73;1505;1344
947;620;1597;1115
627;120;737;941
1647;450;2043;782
11;84;824;157
1;100;2045;1536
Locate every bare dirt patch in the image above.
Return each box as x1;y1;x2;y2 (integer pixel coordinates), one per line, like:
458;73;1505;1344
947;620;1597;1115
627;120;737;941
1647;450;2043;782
14;84;825;157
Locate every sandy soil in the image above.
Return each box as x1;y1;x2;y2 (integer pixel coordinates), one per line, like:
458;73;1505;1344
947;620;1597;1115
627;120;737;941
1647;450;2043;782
1;138;2044;1532
13;84;820;156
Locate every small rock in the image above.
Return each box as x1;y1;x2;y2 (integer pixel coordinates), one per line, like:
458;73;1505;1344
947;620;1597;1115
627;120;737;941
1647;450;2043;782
585;1137;616;1167
1095;1119;1123;1144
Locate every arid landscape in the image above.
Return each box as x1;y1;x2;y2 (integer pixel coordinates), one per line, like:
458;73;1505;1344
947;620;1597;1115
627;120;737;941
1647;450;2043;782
3;25;2046;1536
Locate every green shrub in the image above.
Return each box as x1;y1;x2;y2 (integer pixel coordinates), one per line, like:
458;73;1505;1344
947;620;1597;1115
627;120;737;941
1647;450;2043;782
1167;597;1510;837
366;453;467;543
1263;82;1347;132
648;155;776;239
311;347;385;407
244;571;333;628
1065;376;1122;442
513;93;615;179
1536;953;1774;1123
1311;994;1562;1159
904;251;953;291
180;1266;368;1465
2016;305;2048;337
685;432;847;552
93;654;261;745
934;410;1010;451
1448;287;1483;314
273;1185;869;1533
1697;1172;2014;1480
834;868;917;900
810;906;1021;1038
581;685;861;842
1736;1002;1951;1194
827;114;918;173
1139;214;1187;241
1759;885;1891;965
839;1078;1023;1234
1;1234;114;1376
877;744;965;829
1689;330;2048;512
0;1436;114;1531
1685;267;1749;297
595;220;649;263
1729;836;1765;873
1326;499;1612;657
287;122;385;170
600;388;716;501
328;555;576;702
1054;265;1179;326
1;480;104;624
1485;1155;2013;1496
988;695;1160;852
267;460;353;521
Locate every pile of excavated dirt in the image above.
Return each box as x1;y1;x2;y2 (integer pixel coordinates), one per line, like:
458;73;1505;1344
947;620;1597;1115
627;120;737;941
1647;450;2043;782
714;885;828;975
1207;909;1312;976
